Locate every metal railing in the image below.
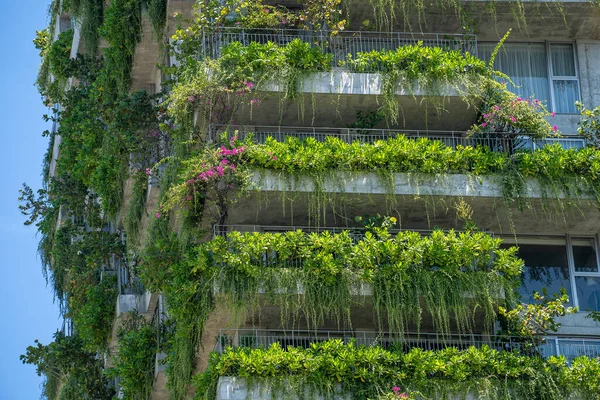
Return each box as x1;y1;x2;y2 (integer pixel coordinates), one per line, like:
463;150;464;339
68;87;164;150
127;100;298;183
209;124;587;152
214;224;407;241
216;329;600;362
200;27;477;66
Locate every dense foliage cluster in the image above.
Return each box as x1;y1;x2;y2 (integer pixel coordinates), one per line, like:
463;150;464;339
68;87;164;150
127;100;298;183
194;340;600;400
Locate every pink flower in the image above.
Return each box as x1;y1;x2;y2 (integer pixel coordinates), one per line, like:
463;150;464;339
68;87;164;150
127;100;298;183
392;387;402;394
250;99;260;105
155;213;161;218
535;99;539;104
551;112;556;117
510;116;517;123
235;21;241;25
272;156;277;160
553;125;558;131
481;122;487;127
188;96;195;102
206;170;215;177
493;105;500;111
517;97;522;101
264;8;269;12
227;184;234;189
145;168;152;175
245;81;254;89
186;195;192;201
282;19;287;24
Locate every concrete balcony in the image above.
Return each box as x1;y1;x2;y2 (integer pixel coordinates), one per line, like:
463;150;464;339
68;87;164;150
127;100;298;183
199;28;479;129
209;124;587;149
213;329;600;399
223;169;600;235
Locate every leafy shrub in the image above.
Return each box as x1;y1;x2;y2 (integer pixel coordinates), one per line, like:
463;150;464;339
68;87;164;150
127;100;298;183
107;314;157;400
194;340;600;400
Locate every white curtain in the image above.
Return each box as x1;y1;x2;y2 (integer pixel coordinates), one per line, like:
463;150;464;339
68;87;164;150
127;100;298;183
551;44;579;113
479;43;551;107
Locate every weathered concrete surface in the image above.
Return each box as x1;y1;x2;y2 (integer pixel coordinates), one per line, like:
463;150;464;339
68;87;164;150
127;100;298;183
233;74;480;131
223;170;600;235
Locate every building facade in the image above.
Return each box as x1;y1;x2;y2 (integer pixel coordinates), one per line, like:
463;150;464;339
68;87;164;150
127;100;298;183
26;0;600;399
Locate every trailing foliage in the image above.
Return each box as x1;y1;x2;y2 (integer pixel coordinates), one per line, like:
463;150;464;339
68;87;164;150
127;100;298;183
347;44;490;123
69;275;118;352
47;29;74;80
124;172;149;249
217;39;333;99
20;331;114;400
55;82;161;216
107;313;157;400
194;340;600;400
147;0;168;37
166;135;600;217
63;0;104;52
172;229;522;334
101;0;143;93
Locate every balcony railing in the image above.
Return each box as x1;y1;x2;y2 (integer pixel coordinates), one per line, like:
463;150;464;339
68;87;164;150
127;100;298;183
216;329;600;363
213;224;493;241
200;27;477;66
209;125;587;152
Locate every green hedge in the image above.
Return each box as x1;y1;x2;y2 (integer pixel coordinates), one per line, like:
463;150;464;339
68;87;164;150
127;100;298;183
194;340;600;400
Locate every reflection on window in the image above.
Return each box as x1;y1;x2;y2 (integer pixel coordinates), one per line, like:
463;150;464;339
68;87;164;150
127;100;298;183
575;277;600;312
572;238;599;273
515;244;572;304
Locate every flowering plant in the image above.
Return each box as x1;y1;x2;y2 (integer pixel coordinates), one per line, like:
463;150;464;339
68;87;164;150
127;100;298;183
161;134;251;225
470;83;558;139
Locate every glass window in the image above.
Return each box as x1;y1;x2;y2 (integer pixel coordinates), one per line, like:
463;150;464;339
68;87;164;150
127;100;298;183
479;43;550;107
478;42;580;114
557;339;600;361
572;238;599;273
550;44;576;76
515;244;573;304
575;277;600;312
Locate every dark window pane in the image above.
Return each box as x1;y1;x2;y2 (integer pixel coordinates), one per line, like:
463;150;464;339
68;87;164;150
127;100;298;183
575;277;600;312
515;244;572;304
572;238;598;273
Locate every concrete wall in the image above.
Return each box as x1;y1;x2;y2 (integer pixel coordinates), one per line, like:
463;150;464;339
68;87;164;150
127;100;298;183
216;377;351;400
116;291;153;315
557;312;600;335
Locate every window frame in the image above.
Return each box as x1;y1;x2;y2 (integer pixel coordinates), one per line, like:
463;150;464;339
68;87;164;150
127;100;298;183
503;234;600;311
479;40;581;114
547;42;582;114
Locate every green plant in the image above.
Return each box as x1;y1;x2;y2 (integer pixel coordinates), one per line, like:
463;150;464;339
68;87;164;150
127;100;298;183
47;29;74;80
347;43;490;123
101;0;143;93
69;274;118;352
147;0;167;37
576;101;600;148
347;110;386;131
124;172;149;249
21;331;114;400
469;82;557;139
107;313;157;400
194;340;600;400
498;288;576;337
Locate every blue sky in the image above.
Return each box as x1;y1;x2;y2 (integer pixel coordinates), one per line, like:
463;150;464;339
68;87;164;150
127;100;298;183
0;1;62;398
